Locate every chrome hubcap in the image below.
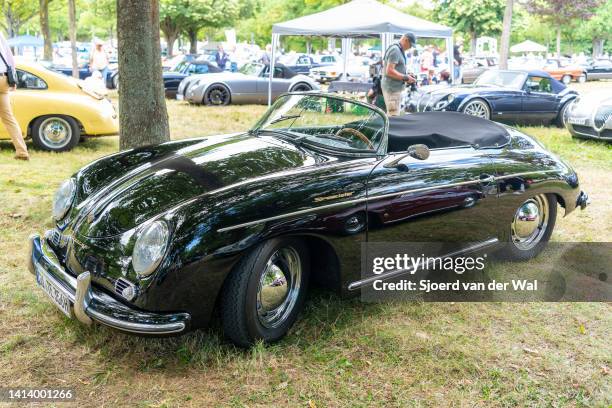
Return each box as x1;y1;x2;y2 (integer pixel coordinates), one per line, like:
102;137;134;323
511;195;549;250
40;117;72;148
464;101;488;118
257;246;301;328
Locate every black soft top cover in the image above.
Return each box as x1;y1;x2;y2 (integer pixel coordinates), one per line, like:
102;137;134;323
387;112;510;151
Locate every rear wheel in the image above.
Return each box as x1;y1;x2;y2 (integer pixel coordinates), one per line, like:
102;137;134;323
31;116;80;152
204;84;231;106
220;238;310;347
499;194;557;261
290;82;313;92
561;75;572;85
461;99;491;120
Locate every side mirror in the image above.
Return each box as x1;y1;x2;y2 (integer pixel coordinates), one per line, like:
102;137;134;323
384;144;430;170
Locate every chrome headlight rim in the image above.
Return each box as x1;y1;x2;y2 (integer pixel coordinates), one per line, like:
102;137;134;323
132;220;171;278
434;94;455;110
52;178;76;221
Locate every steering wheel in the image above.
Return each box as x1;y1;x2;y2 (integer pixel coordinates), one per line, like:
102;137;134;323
335;128;374;150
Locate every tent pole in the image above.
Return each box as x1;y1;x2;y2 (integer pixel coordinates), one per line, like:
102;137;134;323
268;34;278;106
342;38;350;80
447;37;454;84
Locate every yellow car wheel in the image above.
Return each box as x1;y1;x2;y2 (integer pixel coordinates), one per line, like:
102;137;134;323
31;115;81;152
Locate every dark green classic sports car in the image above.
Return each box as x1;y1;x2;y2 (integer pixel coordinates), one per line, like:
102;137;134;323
28;93;589;346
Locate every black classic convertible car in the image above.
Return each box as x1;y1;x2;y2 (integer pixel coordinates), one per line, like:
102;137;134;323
29;93;588;346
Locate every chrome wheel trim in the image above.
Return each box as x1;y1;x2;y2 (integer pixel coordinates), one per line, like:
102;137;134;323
511;195;549;251
257;246;302;329
208;87;229;105
39;117;72;149
562;75;571;84
463;101;489;119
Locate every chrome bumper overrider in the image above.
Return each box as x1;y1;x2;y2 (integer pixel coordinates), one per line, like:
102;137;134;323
577;191;590;210
28;234;190;335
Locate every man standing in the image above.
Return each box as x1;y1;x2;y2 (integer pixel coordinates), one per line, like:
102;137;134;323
453;38;463;84
0;31;28;160
90;39;109;80
215;44;229;71
382;33;416;116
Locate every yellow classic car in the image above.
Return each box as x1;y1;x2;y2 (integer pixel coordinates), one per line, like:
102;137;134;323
0;60;118;151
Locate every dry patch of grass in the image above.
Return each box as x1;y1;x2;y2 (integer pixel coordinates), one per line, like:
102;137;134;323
0;94;611;407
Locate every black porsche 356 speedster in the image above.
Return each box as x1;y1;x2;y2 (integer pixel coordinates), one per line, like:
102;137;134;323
28;93;589;346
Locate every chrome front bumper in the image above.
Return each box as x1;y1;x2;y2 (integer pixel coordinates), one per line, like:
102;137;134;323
28;234;190;335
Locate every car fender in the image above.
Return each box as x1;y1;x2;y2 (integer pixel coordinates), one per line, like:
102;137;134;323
289;75;319;91
456;93;490;112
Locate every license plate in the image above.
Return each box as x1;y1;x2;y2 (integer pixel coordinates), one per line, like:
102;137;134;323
176;94;184;101
569;118;587;126
36;266;72;318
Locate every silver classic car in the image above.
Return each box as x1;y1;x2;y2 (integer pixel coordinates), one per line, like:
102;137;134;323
564;92;612;141
177;62;319;105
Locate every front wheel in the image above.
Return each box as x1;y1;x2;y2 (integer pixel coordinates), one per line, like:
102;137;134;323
290;82;313;92
578;73;587;83
204;84;231;106
220;238;310;347
499;194;557;261
31;116;80;152
461;99;491;120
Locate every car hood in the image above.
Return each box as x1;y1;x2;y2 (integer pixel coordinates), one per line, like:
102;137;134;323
76;133;319;238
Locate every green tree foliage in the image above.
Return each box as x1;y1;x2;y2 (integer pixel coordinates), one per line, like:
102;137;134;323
578;0;612;55
433;0;505;51
0;0;38;37
160;0;239;56
526;0;603;57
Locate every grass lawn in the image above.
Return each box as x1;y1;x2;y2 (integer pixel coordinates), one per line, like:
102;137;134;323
0;82;610;407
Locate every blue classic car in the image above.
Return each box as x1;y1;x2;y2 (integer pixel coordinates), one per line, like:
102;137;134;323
48;62;118;89
407;70;578;126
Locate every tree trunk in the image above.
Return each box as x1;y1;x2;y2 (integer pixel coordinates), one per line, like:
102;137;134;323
592;38;604;58
39;0;53;60
68;0;78;78
188;28;198;54
117;0;170;150
556;26;561;59
470;31;477;56
499;0;513;70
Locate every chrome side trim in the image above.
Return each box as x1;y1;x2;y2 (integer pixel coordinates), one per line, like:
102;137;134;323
217;196;369;232
27;234;36;275
347;238;499;291
216;170;561;233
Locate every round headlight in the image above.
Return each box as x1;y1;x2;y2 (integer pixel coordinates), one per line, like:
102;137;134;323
132;220;170;277
52;178;76;221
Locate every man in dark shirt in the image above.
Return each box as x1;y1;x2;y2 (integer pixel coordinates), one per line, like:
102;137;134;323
453;38;463;84
215;45;229;71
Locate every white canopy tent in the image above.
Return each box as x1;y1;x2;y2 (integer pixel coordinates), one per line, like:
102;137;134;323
510;40;547;54
268;0;454;104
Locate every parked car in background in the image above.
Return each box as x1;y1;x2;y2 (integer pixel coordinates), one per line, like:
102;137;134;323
313;54;339;65
163;60;222;98
461;57;497;84
309;57;372;83
162;53;200;71
28;92;588;346
278;54;325;75
585;59;612;81
46;61;119;89
543;59;587;84
564;92;612;141
407;70;577;126
0;60;118;152
177;62;319;105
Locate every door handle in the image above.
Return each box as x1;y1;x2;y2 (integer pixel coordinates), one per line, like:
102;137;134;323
479;174;496;183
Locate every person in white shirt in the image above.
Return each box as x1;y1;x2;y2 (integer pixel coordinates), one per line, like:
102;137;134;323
89;39;109;80
0;31;28;160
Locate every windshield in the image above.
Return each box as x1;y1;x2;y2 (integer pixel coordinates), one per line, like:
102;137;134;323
253;94;386;153
474;71;526;89
239;63;263;76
